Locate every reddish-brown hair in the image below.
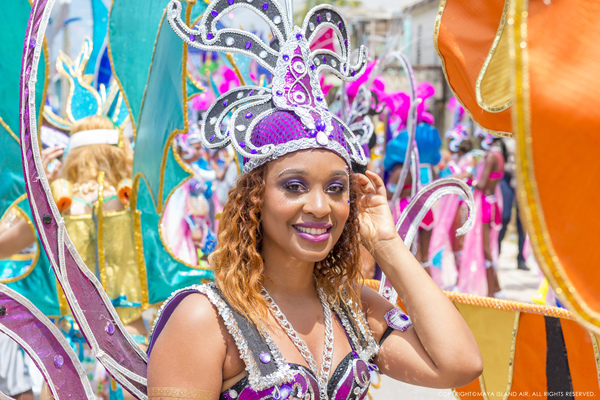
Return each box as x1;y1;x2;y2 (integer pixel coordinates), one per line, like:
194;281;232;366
210;164;363;328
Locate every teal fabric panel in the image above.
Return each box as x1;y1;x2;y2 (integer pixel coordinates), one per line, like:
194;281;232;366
133;10;191;209
108;0;171;128
4;199;61;317
87;0;109;75
136;178;213;305
0;0;59;316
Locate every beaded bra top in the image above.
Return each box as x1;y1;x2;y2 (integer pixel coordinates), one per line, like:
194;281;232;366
167;0;369;173
148;283;380;400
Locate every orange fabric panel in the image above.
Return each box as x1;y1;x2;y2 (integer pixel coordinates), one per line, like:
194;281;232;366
436;0;512;134
561;319;600;398
510;313;547;396
527;0;600;313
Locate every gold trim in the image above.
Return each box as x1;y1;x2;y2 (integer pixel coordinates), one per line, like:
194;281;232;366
0;115;19;143
42;107;73;130
107;0;137;138
509;0;600;334
590;332;600;389
475;0;512;113
0;199;40;284
94;171;108;289
157;144;211;271
444;291;574;319
432;0;513;138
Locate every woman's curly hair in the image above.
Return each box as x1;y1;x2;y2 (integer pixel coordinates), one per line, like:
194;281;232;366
210;164;364;328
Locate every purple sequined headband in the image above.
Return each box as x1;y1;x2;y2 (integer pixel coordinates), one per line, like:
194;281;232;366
167;0;369;172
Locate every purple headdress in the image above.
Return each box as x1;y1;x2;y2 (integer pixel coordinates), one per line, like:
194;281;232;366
475;126;494;150
167;0;369;173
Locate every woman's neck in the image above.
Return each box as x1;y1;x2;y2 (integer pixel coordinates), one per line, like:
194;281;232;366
261;256;318;299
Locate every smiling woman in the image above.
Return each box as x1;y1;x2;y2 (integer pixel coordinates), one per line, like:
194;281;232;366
146;0;483;399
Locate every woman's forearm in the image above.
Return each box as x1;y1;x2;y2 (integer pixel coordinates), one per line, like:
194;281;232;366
372;236;481;373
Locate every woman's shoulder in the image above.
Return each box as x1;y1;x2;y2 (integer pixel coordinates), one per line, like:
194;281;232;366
148;283;224;357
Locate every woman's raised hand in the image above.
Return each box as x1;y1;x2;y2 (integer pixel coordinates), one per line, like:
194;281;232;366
354;170;399;253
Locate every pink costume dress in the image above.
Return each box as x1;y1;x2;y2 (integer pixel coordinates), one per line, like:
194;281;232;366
457;150;504;295
428;155;474;287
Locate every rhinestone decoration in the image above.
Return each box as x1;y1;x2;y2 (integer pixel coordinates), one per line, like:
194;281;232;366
236;125;246;131
262;2;269;10
189;34;195;41
228;0;235;4
239;141;246;147
0;306;6;316
314;57;321;65
279;385;292;399
228;389;238;399
54;355;64;368
295;33;303;40
259;50;268;58
317;14;321;23
315;119;326;131
42;214;52;225
316;131;329;146
309;22;315;31
226;37;235;46
245;41;252;49
237;92;244;99
283;54;290;61
210;117;217;125
354;387;361;395
260;351;272;364
331;59;337;68
207;32;214;40
276;90;283;96
105;322;115;335
211;10;218;17
223;99;229;107
326;12;332;21
209;135;215;141
273;15;282;24
245;112;253;119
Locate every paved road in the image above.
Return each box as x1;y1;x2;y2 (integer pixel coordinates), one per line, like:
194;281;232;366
370;237;540;400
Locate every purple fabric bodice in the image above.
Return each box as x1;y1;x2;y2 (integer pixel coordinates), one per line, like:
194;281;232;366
221;351;372;400
148;283;380;400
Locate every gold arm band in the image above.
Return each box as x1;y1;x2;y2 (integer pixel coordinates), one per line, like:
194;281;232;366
148;387;217;400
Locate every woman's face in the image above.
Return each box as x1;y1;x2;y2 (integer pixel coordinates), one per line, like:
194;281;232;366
261;149;350;264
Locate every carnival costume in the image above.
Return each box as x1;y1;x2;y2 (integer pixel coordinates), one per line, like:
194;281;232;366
458;129;503;296
428;102;475;288
2;0;479;397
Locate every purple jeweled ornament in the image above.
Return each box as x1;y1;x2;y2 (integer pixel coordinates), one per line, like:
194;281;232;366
245;41;252;49
251;149;258;154
209;135;215;141
189;34;195;41
228;0;235;4
248;89;255;96
262;2;269;10
315;119;326;132
54;355;64;368
296;33;303;40
245;112;253;119
276;90;283;96
223;99;229;107
282;54;289;61
211;10;218;17
259;351;272;364
239;141;246;148
105;321;115;335
384;308;412;332
317;14;321;23
322;56;327;63
207;32;214;40
316;96;323;102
